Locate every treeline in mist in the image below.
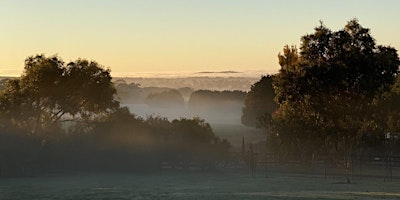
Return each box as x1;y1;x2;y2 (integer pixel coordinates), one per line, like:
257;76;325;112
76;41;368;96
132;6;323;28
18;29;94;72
0;55;230;177
114;80;247;124
114;79;246;108
114;76;258;92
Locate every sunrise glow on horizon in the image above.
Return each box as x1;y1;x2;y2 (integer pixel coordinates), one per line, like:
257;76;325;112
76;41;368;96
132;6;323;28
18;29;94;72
1;0;399;77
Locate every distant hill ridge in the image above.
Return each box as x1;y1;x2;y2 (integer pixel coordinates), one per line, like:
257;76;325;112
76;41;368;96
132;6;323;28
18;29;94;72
196;71;240;74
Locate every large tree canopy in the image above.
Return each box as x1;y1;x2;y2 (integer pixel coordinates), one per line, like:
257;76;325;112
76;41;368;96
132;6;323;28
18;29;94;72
0;55;119;133
271;19;400;162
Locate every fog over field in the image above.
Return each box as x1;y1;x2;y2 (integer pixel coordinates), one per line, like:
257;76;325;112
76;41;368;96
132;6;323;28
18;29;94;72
113;75;266;151
122;104;244;125
114;76;256;126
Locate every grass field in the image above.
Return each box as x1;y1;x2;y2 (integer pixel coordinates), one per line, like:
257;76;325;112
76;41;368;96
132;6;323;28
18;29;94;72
0;124;398;200
1;171;399;200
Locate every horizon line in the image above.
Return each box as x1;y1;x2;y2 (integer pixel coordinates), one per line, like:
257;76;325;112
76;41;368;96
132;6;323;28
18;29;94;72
1;69;278;79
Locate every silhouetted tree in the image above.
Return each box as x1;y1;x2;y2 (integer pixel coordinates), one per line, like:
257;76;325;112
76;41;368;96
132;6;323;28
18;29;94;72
0;55;119;134
114;80;142;104
272;19;399;182
241;75;278;127
145;89;184;107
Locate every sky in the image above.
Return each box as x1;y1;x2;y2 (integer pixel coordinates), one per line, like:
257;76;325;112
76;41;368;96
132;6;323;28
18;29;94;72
1;0;399;77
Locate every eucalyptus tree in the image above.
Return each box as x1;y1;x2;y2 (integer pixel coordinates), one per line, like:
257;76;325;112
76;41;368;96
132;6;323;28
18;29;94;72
0;55;119;134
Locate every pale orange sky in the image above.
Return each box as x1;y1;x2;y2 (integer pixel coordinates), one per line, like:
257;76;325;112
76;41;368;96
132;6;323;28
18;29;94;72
1;0;399;77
